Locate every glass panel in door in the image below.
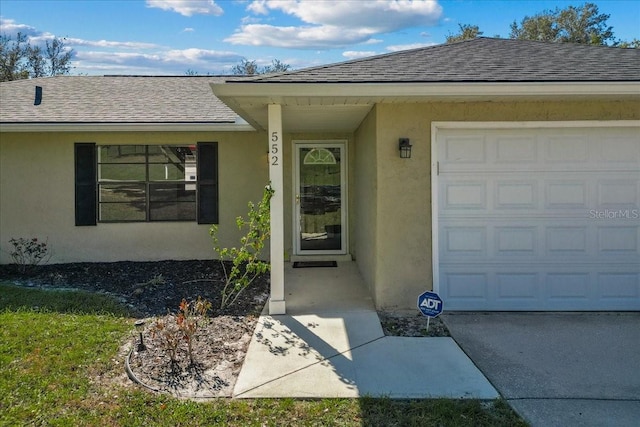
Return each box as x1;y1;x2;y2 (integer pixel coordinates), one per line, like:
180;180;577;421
297;146;344;252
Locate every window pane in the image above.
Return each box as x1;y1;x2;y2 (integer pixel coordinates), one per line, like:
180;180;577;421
149;184;195;202
99;164;146;181
98;145;146;163
148;145;196;164
99;202;146;222
149;163;187;181
95;144;209;223
150;202;196;221
100;184;145;203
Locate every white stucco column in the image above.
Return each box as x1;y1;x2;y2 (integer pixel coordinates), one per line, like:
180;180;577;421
268;103;286;315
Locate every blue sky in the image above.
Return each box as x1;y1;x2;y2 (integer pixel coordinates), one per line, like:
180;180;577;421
1;0;639;75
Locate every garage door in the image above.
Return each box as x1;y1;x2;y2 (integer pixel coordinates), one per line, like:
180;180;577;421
435;123;640;311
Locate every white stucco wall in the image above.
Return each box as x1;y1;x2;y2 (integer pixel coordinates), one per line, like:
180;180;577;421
0;131;269;263
353;106;378;296
365;99;640;310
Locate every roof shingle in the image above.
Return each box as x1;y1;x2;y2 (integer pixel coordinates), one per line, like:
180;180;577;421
234;38;640;83
0;76;238;124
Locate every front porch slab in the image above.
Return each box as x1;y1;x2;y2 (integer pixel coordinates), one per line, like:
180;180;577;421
234;262;497;399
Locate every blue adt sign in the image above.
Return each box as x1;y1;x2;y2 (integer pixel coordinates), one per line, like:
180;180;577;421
418;291;443;318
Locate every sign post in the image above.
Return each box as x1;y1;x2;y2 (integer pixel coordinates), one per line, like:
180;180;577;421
417;291;443;332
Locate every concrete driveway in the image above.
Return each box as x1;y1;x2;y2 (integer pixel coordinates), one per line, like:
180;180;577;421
442;312;640;427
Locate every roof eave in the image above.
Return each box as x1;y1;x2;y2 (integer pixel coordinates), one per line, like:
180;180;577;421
0;122;256;133
211;81;640;100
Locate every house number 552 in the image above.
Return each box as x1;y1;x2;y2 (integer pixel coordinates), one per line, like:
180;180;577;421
271;131;280;166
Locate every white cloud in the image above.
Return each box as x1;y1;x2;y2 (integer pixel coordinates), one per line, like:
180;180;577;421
75;48;244;74
1;17;252;75
229;0;442;48
226;24;376;49
0;18;40;37
66;38;161;50
386;42;436;51
260;0;441;30
342;50;378;59
146;0;223;17
163;48;241;63
247;0;269;15
183;27;195;32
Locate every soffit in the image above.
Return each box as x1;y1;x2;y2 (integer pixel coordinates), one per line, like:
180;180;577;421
213;82;640;133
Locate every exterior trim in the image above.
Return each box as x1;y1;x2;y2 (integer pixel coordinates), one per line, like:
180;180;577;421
0;123;255;133
212;82;640;100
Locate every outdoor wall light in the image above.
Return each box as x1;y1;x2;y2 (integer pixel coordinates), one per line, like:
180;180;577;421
399;138;412;159
134;319;146;352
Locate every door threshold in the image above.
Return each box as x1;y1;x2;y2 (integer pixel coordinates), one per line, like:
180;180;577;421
290;254;353;263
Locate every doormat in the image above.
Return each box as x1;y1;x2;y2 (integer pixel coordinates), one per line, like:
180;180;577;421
292;261;338;268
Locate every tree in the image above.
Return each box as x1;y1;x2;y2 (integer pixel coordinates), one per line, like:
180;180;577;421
43;37;73;76
262;59;291;74
231;58;259;76
446;24;483;43
0;32;29;81
618;39;640;49
231;58;291;75
509;2;615;45
0;32;74;81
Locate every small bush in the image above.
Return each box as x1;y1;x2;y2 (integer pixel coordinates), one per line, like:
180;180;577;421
210;185;273;309
8;237;52;273
151;297;211;365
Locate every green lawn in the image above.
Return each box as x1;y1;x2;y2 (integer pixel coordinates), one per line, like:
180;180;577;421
0;283;527;426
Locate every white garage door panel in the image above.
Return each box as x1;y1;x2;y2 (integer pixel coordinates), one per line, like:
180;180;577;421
437;125;640;311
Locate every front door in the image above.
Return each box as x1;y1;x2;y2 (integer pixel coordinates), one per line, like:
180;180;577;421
294;141;347;255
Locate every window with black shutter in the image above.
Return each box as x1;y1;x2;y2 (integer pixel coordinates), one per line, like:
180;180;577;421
74;143;97;226
197;142;219;224
74;142;218;224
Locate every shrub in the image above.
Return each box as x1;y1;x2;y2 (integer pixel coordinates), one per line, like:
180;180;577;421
176;297;211;364
209;185;273;310
151;297;211;365
8;237;51;272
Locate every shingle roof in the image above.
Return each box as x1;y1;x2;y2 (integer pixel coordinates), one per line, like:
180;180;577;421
0;76;238;124
234;38;640;83
2;38;637;126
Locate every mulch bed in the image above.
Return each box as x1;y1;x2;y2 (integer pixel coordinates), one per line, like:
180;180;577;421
0;260;449;398
0;260;268;317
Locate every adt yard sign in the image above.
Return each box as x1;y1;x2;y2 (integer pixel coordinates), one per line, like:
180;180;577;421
418;291;443;318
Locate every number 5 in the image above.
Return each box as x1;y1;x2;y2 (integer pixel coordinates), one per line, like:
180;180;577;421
271;131;279;142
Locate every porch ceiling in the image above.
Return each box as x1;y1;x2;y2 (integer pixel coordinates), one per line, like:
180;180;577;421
210;81;640;133
218;97;374;133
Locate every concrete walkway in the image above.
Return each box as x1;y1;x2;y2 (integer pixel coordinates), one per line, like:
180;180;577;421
443;312;640;427
233;262;498;399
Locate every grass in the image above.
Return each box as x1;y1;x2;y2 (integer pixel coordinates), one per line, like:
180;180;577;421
0;283;132;316
0;283;527;426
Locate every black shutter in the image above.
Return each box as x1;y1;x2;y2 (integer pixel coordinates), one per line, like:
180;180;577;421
197;142;218;224
74;143;97;226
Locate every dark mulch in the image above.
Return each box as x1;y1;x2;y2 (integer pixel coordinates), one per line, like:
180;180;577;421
0;260;269;318
377;311;450;337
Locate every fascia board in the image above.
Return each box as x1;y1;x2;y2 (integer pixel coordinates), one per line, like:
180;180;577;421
0;123;256;133
211;82;640;99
